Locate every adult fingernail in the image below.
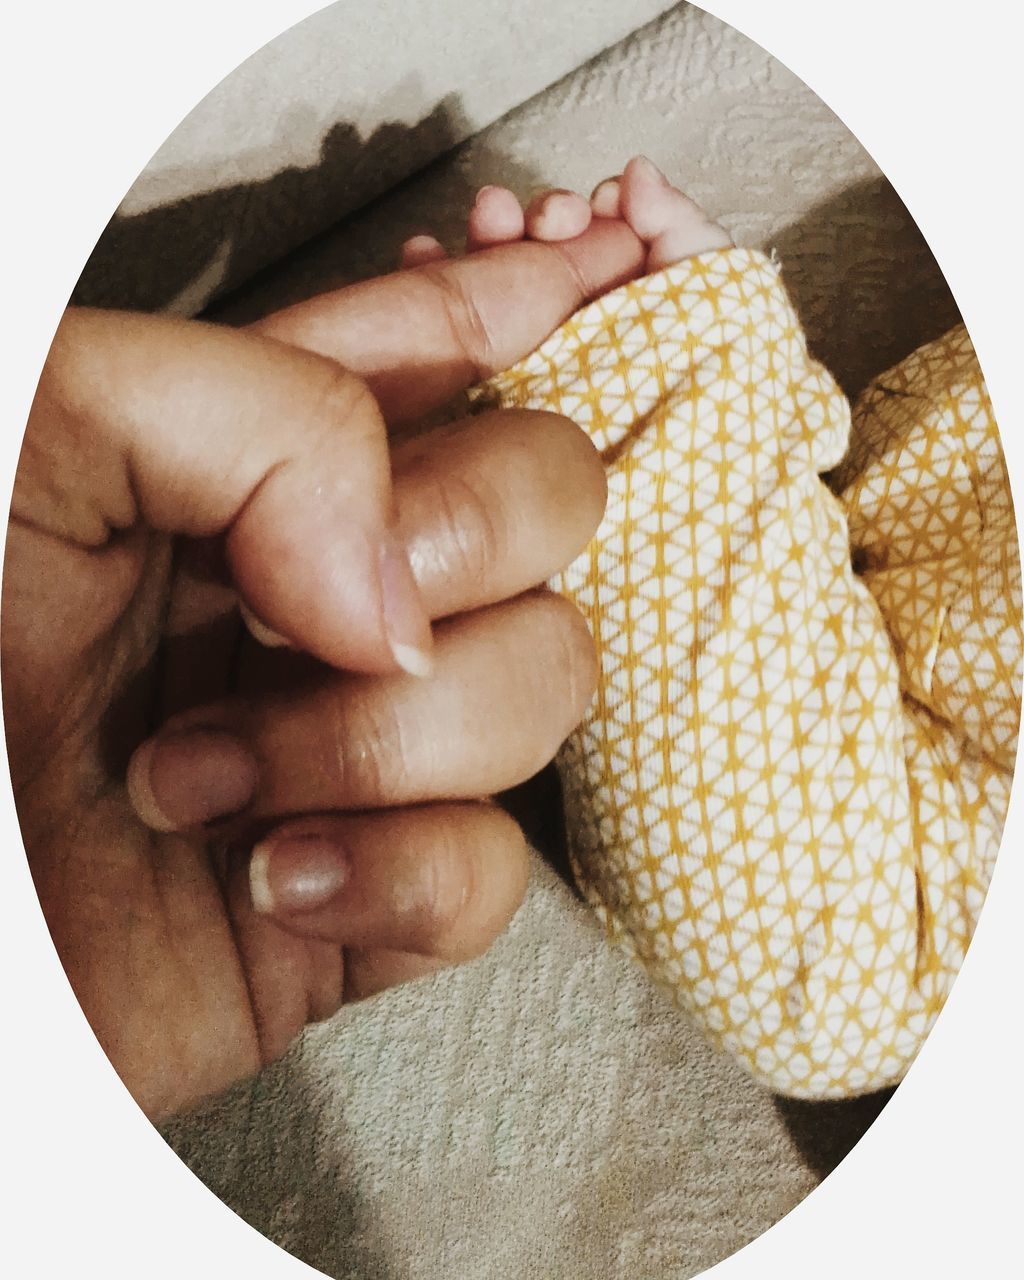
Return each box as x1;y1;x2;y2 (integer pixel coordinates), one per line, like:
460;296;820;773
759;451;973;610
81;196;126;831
379;530;434;678
249;832;349;915
239;599;290;648
127;729;259;832
474;185;499;205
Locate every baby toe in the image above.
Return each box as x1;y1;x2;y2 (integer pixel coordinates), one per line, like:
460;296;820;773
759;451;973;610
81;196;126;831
620;156;732;269
466;186;526;251
590;177;622;219
524;189;592;242
400;235;448;269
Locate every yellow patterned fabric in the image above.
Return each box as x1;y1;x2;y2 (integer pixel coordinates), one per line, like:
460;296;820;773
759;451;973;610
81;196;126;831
474;248;1021;1098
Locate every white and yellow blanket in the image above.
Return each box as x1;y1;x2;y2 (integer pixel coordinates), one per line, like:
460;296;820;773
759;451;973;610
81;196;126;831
477;248;1021;1098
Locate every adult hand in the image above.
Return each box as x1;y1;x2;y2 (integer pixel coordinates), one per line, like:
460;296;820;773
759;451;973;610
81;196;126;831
3;222;637;1120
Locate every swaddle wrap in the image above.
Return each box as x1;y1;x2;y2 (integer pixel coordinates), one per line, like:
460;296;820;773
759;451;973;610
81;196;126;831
473;248;1021;1098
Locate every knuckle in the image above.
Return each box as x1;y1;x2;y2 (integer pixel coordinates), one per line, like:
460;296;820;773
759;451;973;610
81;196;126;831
421;267;497;381
308;363;381;447
551;250;592;314
411;821;475;954
436;471;507;595
409;805;527;962
331;687;411;805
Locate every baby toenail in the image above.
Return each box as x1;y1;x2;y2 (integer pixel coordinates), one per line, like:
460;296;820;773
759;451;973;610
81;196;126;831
633;155;669;185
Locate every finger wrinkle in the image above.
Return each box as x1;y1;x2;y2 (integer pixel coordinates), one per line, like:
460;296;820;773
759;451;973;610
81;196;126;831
432;470;506;599
549;243;594;315
420;263;498;383
396;820;472;958
331;683;414;806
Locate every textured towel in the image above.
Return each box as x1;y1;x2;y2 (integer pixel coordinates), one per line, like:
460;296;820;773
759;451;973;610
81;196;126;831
73;0;673;313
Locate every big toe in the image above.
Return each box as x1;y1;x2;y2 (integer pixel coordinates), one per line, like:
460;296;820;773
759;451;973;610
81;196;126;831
524;189;593;242
619;156;732;271
590;176;622;219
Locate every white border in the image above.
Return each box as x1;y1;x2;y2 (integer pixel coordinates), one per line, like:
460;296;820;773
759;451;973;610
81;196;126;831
1;2;1020;1276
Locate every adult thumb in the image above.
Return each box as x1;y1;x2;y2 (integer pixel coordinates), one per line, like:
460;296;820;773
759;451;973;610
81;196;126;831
20;307;432;675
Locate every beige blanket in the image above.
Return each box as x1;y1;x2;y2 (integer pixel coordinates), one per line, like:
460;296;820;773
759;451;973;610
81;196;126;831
73;0;672;314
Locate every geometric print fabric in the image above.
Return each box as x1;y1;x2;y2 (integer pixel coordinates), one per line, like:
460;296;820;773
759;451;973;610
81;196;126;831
475;249;1022;1098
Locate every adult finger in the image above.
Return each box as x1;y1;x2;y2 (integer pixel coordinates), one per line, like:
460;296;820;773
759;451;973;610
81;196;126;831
252;216;645;424
342;947;449;1003
224;802;529;1059
156;404;606;722
392;407;606;619
128;591;597;831
251;802;527;954
23;307;431;675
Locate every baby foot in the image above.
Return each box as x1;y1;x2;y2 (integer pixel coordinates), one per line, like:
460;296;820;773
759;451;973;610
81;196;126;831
399;156;731;280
